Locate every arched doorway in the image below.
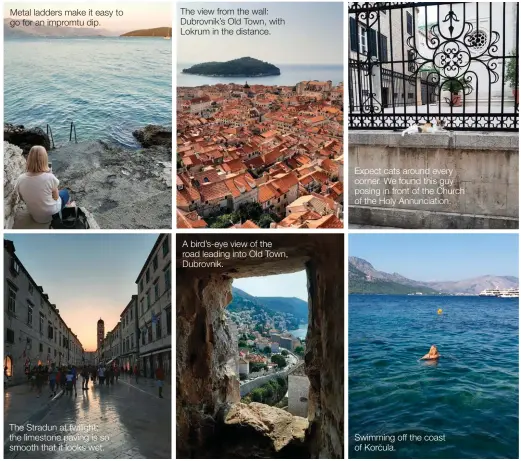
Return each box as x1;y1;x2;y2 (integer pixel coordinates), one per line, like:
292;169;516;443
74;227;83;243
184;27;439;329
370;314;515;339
4;355;13;378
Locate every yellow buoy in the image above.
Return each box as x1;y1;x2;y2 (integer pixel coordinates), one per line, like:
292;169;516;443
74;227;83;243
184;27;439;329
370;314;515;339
437;308;443;315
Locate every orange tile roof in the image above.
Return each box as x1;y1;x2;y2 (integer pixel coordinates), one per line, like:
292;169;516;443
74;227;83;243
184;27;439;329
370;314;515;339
177;210;207;228
200;181;231;202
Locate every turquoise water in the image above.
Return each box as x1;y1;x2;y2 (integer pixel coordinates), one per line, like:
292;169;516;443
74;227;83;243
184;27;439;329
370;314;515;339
177;63;343;87
5;38;172;147
349;295;519;459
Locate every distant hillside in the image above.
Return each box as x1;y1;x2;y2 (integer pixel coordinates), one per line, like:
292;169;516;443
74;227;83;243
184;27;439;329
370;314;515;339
256;296;307;319
182;57;281;77
349;259;438;295
121;27;171;37
4;18;118;37
349;256;519;295
228;286;307;328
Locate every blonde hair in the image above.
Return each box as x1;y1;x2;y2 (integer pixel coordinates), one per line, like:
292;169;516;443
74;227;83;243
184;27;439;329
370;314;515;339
429;345;438;355
26;146;50;173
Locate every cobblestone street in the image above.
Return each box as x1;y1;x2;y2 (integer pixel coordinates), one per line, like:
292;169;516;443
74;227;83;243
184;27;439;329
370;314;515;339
4;376;171;459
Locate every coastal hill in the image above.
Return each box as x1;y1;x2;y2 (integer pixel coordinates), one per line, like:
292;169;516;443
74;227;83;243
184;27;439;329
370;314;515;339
228;286;307;329
349;256;519;295
121;27;171;37
182;57;281;77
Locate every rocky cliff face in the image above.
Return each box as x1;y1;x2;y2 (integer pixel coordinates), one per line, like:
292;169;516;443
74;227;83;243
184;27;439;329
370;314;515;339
4;142;27;228
176;235;344;458
4;123;51;156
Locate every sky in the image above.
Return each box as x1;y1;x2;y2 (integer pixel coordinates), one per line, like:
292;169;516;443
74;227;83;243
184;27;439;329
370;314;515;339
178;2;343;65
233;271;308;301
5;234;159;351
349;234;519;282
4;2;171;31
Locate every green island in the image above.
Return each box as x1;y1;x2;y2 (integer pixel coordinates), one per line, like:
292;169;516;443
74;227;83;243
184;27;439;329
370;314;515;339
182;57;281;77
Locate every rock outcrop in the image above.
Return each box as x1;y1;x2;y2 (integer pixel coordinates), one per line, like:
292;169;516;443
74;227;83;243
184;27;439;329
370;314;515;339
50;140;172;229
132;124;172;148
220;403;309;457
4;141;101;230
4;123;51;156
4;142;26;228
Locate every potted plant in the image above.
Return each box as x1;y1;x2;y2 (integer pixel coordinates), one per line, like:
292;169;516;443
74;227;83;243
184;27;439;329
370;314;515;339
441;76;469;107
505;49;518;104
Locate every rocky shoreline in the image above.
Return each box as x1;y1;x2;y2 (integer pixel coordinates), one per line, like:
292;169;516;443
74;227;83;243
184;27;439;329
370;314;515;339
4;123;172;229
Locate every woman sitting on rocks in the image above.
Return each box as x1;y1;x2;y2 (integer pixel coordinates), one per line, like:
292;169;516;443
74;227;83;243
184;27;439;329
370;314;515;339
15;145;70;223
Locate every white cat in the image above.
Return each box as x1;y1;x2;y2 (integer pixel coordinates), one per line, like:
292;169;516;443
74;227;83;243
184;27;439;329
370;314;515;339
401;119;446;136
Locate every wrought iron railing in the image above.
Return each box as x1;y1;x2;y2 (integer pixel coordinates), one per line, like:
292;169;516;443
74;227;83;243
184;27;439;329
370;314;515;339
348;2;519;131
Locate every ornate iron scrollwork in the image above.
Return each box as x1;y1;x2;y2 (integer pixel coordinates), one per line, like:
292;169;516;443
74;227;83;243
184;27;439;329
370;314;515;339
407;7;501;90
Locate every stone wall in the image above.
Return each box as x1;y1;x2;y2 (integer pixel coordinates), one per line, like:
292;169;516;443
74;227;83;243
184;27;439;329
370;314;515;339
176;234;344;458
348;131;519;228
240;369;289;397
4;142;26;229
288;375;310;418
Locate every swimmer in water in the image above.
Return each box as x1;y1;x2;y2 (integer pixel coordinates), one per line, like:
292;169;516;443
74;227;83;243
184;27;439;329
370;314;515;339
420;345;440;360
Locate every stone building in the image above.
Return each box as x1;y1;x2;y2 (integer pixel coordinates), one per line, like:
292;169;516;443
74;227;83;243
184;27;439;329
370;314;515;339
288;363;310;418
4;240;84;385
136;234;172;380
120;295;139;371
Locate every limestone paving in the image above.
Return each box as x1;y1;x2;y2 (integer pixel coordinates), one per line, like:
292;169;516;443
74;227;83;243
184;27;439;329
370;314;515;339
4;376;171;459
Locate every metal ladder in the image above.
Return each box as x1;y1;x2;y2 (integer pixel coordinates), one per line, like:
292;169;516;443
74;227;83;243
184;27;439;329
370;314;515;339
69;121;77;143
46;124;55;150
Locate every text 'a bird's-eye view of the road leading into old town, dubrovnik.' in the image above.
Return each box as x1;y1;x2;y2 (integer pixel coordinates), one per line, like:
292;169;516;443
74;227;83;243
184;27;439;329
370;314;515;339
177;2;344;229
4;234;172;459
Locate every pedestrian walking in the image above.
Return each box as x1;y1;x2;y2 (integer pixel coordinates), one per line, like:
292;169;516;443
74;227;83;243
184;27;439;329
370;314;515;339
81;368;89;390
65;368;74;396
92;367;97;385
48;364;57;397
98;366;105;386
115;367;119;382
35;366;44;398
60;367;67;391
155;364;165;399
71;365;77;396
134;364;139;384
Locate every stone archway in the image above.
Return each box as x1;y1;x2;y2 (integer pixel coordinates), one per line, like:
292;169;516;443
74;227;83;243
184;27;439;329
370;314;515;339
176;234;344;458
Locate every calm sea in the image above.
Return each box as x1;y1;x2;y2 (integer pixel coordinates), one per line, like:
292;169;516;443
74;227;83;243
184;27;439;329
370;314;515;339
289;324;308;340
349;295;519;459
5;38;172;148
177;63;343;87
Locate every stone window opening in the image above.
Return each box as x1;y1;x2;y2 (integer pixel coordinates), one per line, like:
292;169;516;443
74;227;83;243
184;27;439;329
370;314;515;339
176;234;344;459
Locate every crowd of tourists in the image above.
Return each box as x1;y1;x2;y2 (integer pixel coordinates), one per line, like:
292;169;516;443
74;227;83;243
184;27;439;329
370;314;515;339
16;362;166;398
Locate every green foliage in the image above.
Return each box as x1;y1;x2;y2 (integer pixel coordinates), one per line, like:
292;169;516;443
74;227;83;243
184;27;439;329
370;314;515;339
247;334;255;341
281;350;289;357
210;213;240;228
183;57;281;77
251;388;264;402
271;354;287;368
238;341;247;348
505;50;518;89
294;346;304;356
237;202;263;223
276;376;286;388
258;214;275;229
441;76;470;94
249;362;265;373
263;346;272;355
239;373;248;380
262;382;274;398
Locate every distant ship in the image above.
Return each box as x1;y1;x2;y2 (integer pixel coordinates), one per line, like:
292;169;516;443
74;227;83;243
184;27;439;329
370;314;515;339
479;288;519;298
164;28;171;40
